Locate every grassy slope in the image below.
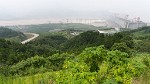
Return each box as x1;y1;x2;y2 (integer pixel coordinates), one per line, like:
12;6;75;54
0;72;54;84
1;53;149;84
132;55;150;84
131;27;150;84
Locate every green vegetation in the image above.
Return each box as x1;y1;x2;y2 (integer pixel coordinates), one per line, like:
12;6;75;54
0;27;26;42
63;31;134;54
0;46;150;84
8;23;111;33
0;26;150;84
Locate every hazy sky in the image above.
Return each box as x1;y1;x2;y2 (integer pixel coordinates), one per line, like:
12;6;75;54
0;0;150;22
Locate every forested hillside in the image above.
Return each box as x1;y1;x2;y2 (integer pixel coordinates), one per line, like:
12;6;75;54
0;27;27;42
7;23;111;33
0;26;150;84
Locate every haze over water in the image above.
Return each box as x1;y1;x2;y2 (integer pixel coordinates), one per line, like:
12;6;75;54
0;0;150;26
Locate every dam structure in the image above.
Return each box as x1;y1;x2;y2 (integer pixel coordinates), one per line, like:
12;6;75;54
107;14;147;30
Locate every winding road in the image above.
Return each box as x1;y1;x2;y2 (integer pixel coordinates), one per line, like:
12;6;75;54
21;33;39;44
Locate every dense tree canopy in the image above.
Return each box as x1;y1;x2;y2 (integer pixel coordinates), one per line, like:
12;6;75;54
0;27;26;41
0;26;150;84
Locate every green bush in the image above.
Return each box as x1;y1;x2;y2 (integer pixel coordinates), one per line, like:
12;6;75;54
9;56;49;75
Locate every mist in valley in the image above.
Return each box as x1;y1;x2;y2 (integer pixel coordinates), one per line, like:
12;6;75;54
0;0;150;26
